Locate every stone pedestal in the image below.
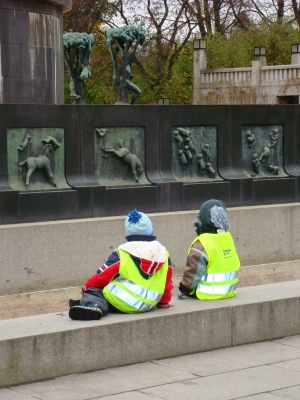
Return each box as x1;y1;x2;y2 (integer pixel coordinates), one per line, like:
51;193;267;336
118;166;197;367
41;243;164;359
0;0;71;104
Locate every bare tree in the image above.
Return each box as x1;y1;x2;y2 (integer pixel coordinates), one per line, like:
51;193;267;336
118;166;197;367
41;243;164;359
291;0;300;27
63;0;115;33
108;0;196;94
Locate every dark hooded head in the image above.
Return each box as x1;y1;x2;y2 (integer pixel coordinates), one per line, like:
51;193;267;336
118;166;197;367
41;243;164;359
193;199;229;235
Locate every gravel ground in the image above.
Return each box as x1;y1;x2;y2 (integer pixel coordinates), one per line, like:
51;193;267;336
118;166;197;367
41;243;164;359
0;274;182;320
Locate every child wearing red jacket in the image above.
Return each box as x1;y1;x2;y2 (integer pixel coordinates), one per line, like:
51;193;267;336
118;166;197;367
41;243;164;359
69;209;173;320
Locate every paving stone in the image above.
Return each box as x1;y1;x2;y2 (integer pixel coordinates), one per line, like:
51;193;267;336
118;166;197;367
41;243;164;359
154;341;300;376
0;389;37;400
271;358;300;372
12;362;196;400
271;384;300;399
141;365;300;400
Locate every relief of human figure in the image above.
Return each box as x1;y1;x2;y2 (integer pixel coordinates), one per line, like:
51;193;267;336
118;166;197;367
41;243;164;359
259;145;270;163
197;154;205;175
270;128;279;148
251;153;260;176
246;130;256;148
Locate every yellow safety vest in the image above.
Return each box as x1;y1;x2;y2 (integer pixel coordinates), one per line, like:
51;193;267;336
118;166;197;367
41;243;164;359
189;232;240;300
103;248;169;313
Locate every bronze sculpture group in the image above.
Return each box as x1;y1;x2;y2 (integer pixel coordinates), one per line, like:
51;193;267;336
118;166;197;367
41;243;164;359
172;127;216;179
64;21;148;105
247;128;280;177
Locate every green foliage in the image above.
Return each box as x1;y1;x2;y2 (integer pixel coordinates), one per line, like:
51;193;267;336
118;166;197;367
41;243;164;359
206;20;300;69
125;41;193;105
64;19;300;104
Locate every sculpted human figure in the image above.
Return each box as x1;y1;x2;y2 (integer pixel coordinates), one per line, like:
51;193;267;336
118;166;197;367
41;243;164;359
259;145;270;163
63;33;94;104
270;129;279;148
172;130;183;148
102;140;144;183
178;149;188;166
17;135;32;151
205;162;216;179
184;137;197;153
268;164;280;175
202;144;212;164
251;153;260;176
177;127;192;138
246;130;256;148
197;154;205;175
184;145;193;165
105;21;148;104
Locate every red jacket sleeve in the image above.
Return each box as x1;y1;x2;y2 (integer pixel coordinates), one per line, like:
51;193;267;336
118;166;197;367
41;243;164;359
158;262;173;305
83;251;120;290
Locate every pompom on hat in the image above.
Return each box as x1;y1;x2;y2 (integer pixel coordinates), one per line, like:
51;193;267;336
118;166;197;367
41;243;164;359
125;209;153;236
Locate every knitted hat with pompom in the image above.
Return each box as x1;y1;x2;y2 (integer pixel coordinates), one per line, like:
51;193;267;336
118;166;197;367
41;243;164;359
125;209;153;236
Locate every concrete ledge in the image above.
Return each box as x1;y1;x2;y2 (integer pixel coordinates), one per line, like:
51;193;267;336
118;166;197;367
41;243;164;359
1;203;300;296
1;280;300;388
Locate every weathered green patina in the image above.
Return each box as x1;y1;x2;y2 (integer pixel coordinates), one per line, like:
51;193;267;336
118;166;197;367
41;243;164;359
242;125;285;178
172;126;220;182
63;32;94;104
7;128;69;191
105;21;148;104
94;127;149;185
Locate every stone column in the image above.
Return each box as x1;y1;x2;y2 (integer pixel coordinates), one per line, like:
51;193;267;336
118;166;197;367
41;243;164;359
193;47;207;104
0;0;72;104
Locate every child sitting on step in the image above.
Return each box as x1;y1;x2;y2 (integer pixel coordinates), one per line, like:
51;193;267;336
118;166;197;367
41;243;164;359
178;199;240;301
69;209;173;320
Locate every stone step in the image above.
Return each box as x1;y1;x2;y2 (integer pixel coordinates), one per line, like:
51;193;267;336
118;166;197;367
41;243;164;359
1;261;300;321
1;280;300;388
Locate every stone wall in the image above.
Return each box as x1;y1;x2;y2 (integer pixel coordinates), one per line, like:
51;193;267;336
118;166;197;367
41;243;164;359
0;0;71;104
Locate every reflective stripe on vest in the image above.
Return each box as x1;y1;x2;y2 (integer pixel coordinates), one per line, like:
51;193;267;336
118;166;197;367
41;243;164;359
193;232;240;300
103;248;169;313
198;282;238;295
106;279;157;312
202;271;239;283
106;276;163;311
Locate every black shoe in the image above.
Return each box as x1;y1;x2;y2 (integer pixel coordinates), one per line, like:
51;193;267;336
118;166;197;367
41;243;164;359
69;298;81;308
69;306;103;321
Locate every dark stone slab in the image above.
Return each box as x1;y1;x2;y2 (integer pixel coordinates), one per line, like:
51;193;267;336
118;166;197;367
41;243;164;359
106;186;158;216
229;178;254;207
0;104;300;224
18;190;78;223
253;178;297;205
183;181;230;210
0;43;22;77
2;190;20;224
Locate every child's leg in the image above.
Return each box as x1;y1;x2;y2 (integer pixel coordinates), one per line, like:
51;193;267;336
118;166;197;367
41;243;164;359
69;288;109;320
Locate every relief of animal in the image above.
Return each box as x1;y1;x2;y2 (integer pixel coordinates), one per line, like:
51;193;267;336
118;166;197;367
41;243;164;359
102;139;143;183
19;144;57;189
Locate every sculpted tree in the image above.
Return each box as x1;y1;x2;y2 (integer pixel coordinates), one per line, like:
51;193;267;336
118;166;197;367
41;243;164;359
63;33;94;104
111;0;195;100
105;21;149;104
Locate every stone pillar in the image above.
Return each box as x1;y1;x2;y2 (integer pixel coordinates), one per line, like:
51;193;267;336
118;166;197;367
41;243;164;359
251;60;261;88
291;53;300;65
193;47;207;104
0;0;72;104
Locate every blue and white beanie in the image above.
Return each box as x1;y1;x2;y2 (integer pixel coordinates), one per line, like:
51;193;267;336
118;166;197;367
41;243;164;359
125;209;153;236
